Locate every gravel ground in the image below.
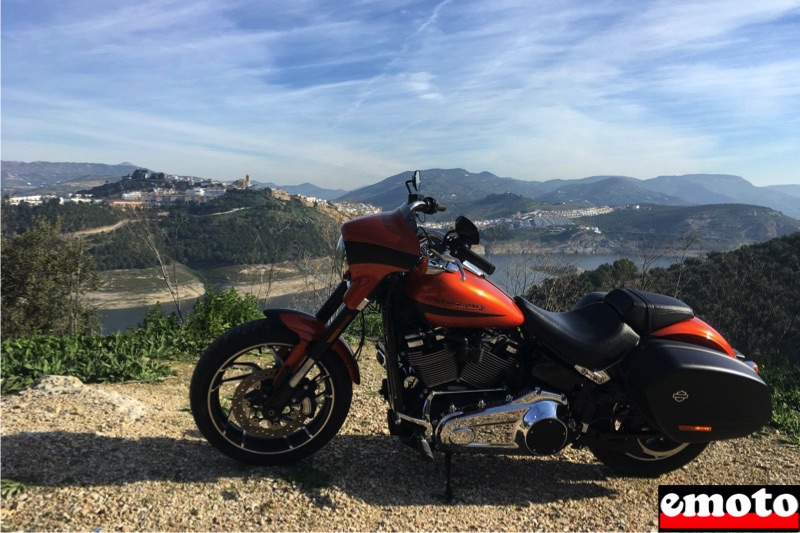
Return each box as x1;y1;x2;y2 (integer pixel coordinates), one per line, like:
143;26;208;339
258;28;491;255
2;351;798;532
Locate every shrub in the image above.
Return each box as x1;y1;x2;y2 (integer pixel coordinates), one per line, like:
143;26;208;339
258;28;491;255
179;287;262;354
0;288;262;393
759;364;800;444
0;334;173;394
1;218;99;338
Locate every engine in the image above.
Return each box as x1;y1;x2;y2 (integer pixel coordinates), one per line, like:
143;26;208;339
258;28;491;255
378;324;573;456
399;326;522;390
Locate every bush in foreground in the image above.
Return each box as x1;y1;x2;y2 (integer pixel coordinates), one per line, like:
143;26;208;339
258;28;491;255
0;287;261;394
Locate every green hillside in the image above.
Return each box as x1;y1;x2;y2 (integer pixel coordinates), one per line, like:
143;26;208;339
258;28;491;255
1;190;339;271
455;192;581;220
528;232;800;366
1;200;122;234
577;204;800;248
88;190;338;270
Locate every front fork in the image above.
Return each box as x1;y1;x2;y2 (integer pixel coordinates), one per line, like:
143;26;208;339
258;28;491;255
265;281;362;409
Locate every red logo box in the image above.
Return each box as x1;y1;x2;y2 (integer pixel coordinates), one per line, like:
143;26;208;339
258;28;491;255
658;485;800;532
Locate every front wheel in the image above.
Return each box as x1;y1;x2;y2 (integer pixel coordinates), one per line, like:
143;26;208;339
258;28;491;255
189;319;352;465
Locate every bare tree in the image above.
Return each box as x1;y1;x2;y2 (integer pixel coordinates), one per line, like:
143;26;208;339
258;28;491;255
628;234;671;291
123;207;186;321
224;222;293;309
497;249;579;299
668;229;701;298
288;222;341;314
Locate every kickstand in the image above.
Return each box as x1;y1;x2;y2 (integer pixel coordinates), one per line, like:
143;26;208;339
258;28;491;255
444;452;454;502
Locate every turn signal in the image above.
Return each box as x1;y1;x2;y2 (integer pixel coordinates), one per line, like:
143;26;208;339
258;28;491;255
678;425;713;432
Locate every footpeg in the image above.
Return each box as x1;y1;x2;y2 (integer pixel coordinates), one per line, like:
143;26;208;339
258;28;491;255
416;434;434;462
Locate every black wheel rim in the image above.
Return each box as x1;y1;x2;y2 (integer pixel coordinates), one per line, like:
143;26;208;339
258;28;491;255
206;342;337;455
627;436;689;461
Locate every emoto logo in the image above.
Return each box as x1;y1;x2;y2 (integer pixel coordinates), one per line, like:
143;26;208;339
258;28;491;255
658;485;800;531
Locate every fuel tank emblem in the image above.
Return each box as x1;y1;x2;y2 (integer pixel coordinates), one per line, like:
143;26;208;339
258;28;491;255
672;390;689;403
424;295;486;311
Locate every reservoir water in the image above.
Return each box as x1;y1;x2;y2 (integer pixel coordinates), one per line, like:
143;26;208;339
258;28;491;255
97;253;675;333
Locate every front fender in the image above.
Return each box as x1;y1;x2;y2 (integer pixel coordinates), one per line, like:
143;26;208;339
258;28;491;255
263;309;361;384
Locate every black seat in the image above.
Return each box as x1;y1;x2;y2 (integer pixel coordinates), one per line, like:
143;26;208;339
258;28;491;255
515;297;640;370
603;289;694;334
571;291;607;310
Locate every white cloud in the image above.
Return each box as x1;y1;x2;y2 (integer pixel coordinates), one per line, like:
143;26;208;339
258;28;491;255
3;0;800;186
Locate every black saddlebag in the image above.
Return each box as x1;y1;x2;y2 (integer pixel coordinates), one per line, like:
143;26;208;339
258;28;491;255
624;339;772;443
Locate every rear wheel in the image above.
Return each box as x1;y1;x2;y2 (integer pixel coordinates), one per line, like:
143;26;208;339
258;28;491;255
588;436;708;477
586;402;708;477
190;319;352;465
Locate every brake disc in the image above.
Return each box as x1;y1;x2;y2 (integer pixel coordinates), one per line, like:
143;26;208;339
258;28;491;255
230;369;315;438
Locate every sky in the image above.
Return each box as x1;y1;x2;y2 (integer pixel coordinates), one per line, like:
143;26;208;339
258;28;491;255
2;0;799;189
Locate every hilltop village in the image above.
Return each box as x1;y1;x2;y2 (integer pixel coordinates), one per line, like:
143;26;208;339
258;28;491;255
5;171;379;222
5;169;616;234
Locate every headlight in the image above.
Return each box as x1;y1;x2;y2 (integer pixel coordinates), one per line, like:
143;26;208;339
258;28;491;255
334;236;349;278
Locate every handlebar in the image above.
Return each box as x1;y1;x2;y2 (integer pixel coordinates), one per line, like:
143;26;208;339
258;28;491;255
452;246;496;276
411;196;446;215
409;194;495;276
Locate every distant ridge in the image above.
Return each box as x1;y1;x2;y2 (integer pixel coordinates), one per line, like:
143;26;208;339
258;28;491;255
536;177;690;206
1;161;142;194
766;184;800;199
3;161;798;220
340;168;800;219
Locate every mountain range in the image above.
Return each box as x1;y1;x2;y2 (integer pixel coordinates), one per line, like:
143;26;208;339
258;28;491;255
2;161;799;220
1;161;142;195
339;169;800;219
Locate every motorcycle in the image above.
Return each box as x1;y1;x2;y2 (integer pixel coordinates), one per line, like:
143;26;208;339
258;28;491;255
190;170;771;491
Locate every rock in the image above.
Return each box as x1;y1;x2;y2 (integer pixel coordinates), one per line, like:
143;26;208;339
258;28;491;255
30;375;84;393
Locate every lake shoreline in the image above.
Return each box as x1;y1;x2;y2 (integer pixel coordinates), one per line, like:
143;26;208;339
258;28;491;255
92;253;681;333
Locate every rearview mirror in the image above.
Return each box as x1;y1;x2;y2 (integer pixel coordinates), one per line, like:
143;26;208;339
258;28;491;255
406;170;421;195
455;216;479;245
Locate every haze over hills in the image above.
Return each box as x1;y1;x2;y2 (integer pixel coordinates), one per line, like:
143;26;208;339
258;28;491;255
0;161;349;201
1;161;141;194
338;168;800;220
765;184;800;199
3;163;798;273
535;176;690;206
337;168;546;207
2;161;799;219
254;181;347;200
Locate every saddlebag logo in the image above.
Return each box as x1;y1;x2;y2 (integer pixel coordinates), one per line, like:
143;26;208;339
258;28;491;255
673;390;689;403
658;485;800;532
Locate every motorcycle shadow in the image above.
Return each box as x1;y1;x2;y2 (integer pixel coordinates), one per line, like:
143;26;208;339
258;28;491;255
317;434;616;505
0;431;615;505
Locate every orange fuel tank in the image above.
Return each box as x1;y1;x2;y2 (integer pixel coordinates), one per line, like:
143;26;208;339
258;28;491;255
406;269;524;329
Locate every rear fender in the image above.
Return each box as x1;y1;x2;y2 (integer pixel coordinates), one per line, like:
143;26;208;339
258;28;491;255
264;309;361;384
650;317;735;357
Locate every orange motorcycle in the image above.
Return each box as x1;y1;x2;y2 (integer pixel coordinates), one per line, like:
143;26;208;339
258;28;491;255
190;171;771;490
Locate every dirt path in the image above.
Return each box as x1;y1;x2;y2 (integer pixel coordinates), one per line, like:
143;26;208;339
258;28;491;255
1;354;798;532
67;219;130;237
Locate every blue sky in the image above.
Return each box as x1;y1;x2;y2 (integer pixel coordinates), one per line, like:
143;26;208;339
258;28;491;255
2;0;799;188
